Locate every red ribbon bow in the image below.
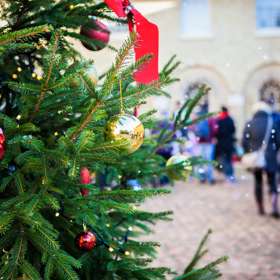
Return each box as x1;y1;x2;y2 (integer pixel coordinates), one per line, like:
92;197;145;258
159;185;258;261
104;0;159;84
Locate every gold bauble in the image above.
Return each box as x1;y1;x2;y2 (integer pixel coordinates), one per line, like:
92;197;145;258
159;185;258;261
166;154;192;180
105;113;144;154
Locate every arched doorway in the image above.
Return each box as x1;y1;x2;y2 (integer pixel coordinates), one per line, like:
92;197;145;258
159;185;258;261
185;81;210;112
243;63;280;117
177;65;231;113
259;79;280;109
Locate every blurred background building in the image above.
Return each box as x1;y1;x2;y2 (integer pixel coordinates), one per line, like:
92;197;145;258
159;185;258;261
76;0;280;134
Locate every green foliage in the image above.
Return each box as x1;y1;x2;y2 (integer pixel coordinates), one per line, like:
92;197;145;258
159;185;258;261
0;0;226;279
176;230;228;280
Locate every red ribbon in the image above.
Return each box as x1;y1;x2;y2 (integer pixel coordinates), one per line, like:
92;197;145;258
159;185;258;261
104;0;159;84
104;0;126;17
130;8;159;84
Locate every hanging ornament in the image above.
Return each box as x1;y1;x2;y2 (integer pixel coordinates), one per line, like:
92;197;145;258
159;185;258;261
105;113;144;154
80;167;91;196
166;154;192;180
0;128;5;160
0;144;4;160
75;231;97;251
80;19;110;51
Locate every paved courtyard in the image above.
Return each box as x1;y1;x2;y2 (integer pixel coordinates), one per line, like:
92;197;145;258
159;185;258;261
142;175;280;279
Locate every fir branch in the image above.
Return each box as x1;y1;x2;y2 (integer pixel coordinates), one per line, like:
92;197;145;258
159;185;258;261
70;100;101;141
20;260;41;280
33;32;60;115
78;73;96;97
6;236;26;280
184;229;213;274
101;33;136;96
0;25;51;46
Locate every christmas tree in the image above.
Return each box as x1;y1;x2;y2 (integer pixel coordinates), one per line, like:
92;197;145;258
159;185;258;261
0;1;226;279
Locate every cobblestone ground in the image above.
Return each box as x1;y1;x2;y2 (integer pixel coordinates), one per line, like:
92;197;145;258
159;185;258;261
142;174;280;279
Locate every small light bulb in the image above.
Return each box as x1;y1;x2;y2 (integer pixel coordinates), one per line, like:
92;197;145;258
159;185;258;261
12;73;18;79
106;223;110;228
128;226;133;231
17;67;22;72
32;73;37;78
124;251;130;256
54;132;59;136
108;247;114;252
69;4;75;10
37;75;43;80
55;212;60;217
16;115;22;120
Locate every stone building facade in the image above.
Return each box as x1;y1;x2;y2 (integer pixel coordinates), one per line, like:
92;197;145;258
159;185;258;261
77;0;280;133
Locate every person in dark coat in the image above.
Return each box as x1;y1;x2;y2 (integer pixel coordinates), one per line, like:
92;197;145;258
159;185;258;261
215;106;236;182
242;101;280;217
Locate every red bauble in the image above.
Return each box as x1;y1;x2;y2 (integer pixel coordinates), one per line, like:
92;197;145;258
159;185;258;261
0;144;4;160
80;19;110;51
80;167;91;196
76;231;97;251
0;132;5;144
0;129;5;160
80;167;91;184
80;188;89;196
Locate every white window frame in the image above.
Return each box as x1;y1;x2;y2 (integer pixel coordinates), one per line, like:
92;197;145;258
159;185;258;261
180;0;212;40
255;0;280;37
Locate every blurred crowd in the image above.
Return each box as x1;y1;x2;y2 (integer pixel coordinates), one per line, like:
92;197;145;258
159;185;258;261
158;99;280;218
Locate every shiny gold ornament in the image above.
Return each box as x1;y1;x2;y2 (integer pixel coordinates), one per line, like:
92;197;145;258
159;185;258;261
166;154;192;180
105;114;144;154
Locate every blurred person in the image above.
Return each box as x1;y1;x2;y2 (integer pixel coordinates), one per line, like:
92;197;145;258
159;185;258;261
215;106;236;182
242;101;280;217
271;104;280;184
152;111;174;186
194;104;217;184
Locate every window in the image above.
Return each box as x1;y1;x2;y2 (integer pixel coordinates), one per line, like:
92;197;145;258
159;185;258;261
256;0;280;30
181;0;211;38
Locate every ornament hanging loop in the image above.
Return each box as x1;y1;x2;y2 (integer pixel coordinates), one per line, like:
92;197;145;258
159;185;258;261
83;223;87;232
